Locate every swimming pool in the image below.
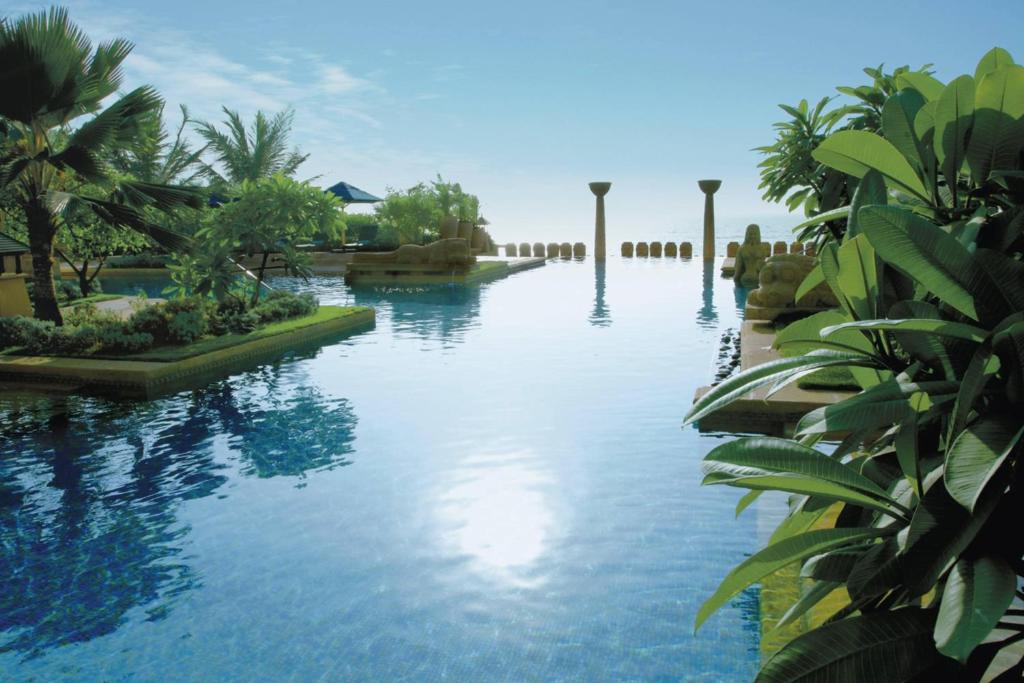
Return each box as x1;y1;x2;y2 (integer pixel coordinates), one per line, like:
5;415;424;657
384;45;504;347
3;258;761;681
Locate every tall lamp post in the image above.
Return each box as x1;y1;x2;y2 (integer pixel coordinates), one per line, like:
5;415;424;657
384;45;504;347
589;182;611;260
698;179;721;260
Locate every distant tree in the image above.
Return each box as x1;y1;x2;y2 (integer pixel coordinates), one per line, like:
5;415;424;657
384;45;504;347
375;183;441;245
0;8;203;323
195;108;308;186
200;174;344;305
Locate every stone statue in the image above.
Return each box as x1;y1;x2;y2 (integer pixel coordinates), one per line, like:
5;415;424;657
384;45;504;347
351;238;475;268
748;253;838;309
733;224;765;287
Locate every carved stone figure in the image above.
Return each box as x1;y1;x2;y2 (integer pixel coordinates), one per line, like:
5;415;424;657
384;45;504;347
351;238;475;268
732;224;765;287
747;253;838;309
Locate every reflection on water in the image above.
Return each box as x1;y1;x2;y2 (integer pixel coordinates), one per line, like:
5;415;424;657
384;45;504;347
589;261;611;327
352;284;483;346
0;372;358;660
697;259;717;328
440;453;553;587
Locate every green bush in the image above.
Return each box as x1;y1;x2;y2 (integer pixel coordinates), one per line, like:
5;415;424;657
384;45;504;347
22;324;97;356
95;326;154;353
0;316;54;349
252;290;317;324
130;297;209;344
107;253;170;269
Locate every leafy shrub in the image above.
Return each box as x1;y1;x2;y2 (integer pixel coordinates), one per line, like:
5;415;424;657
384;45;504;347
95;326;154;353
0;316;54;349
107;253;170;269
130;297;209;344
252;290;317;324
22;324;97;356
689;47;1024;681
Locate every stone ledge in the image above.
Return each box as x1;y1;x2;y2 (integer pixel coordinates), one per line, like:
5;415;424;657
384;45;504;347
0;306;375;399
345;257;544;286
693;319;856;436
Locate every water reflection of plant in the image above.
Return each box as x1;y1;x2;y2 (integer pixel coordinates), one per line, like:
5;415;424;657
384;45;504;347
0;371;359;659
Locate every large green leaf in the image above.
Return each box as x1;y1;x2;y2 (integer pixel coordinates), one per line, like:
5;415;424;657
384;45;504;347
756;608;943;683
837;234;879;321
771;579;843;633
794;264;826;305
975;47;1016;84
882;89;929;178
821;318;988;343
935;555;1016;663
845;170;887;238
775;310;857;355
703;437;896;500
790;206;850;233
702;437;903;515
813;130;930;201
684;351;879;425
897;72;946;101
945;417;1023;512
800;549;864;581
858;205;978;320
795;378;956;437
965;65;1024;184
695;527;889;632
846;537;902;600
902;479;1004;597
934;76;976;199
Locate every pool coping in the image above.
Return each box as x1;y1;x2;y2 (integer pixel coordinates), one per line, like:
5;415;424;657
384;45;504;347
0;306;375;399
344;256;546;286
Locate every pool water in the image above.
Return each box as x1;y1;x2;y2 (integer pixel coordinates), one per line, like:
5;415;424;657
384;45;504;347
3;258;761;681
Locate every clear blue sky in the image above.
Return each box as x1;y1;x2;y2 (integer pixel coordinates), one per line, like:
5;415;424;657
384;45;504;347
12;0;1024;242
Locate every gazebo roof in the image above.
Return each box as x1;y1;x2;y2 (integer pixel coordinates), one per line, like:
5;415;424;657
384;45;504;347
324;181;382;203
0;233;29;255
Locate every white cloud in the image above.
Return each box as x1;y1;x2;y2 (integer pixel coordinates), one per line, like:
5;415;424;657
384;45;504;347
320;65;368;94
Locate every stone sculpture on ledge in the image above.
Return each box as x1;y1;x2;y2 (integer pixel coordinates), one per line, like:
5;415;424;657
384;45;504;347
732;224;765;288
746;253;839;320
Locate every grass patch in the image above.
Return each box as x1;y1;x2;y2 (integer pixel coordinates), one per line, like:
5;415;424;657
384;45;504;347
117;306;369;362
797;365;860;391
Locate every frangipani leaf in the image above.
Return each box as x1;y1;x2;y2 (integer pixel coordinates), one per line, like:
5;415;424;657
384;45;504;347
935;555;1016;663
695;527;890;632
945;417;1023;512
966;65;1024;184
813;130;930;201
858;205;977;320
934;76;976;196
821;318;988;343
756;608;942;683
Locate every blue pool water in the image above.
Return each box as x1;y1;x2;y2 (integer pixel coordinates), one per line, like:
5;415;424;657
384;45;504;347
3;258;761;681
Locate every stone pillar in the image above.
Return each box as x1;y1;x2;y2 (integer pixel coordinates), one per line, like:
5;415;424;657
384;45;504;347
773;241;787;255
680;242;693;258
636;241;649;257
533;242;546;257
804;243;817;257
547;242;560;258
506;243;518;257
790;241;803;254
698;179;722;260
650;241;663;257
589;182;611;261
664;242;677;257
520;242;532;257
559;242;572;258
621;241;634;257
573;242;586;258
726;242;739;257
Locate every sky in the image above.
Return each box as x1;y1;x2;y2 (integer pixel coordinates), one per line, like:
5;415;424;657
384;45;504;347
7;0;1024;243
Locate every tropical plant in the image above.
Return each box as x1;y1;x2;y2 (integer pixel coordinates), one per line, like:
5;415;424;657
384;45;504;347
199;174;343;305
0;7;203;324
195;107;307;186
756;64;936;246
374;182;442;245
688;47;1024;681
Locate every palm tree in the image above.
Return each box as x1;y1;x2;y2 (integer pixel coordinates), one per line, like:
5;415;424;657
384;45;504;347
195;107;308;185
110;104;208;185
0;7;203;324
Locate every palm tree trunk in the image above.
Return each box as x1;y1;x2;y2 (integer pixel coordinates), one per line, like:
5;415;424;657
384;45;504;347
26;200;63;325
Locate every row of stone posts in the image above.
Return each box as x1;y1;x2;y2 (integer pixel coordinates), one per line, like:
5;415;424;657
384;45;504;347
504;242;588;258
620;241;694;258
725;241;817;258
